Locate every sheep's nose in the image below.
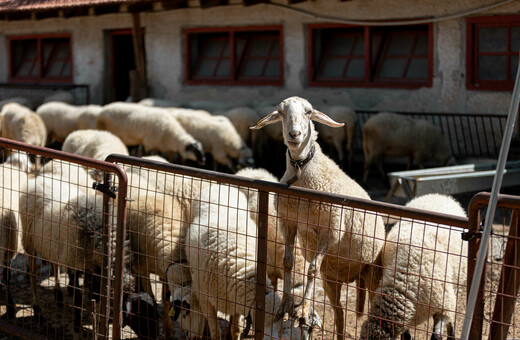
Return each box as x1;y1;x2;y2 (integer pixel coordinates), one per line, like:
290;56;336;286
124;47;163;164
289;130;301;138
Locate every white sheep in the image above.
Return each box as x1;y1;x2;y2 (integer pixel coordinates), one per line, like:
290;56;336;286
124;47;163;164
222;107;260;147
315;105;358;170
36;102;84;144
43;91;76;105
362;112;455;183
0;157;29;318
360;193;467;340
96;102;205;164
0;102;47;170
62;129;129;161
187;183;320;340
19;169;102;336
251;96;386;340
76;105;103;130
169;108;254;171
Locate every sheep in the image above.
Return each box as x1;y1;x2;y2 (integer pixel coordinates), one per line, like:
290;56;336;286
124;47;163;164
20;173;102;336
250;96;386;340
36;102;84;144
125;185;194;336
315;105;358;170
43;91;76;105
96;102;205;165
186;183;321;340
360;193;467;340
19;163;151;338
76;105;103;130
362;112;456;183
169;108;254;171
0;102;47;169
62;129;129;161
222;107;260;147
0;157;29;319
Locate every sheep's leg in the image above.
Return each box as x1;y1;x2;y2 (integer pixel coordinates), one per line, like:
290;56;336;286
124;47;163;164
275;221;298;323
199;295;221;340
28;254;43;318
324;278;344;340
53;264;64;308
294;231;329;329
362;158;371;183
431;313;450;340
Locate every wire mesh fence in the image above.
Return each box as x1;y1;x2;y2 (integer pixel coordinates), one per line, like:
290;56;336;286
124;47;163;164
1;139;520;340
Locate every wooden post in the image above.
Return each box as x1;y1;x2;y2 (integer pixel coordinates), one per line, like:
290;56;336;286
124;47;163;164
131;12;148;101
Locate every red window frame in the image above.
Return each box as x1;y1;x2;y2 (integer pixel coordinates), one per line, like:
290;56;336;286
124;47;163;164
8;34;73;83
184;26;283;86
308;23;433;89
466;15;520;91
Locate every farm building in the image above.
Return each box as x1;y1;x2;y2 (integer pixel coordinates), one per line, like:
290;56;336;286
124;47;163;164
0;0;518;114
0;1;520;340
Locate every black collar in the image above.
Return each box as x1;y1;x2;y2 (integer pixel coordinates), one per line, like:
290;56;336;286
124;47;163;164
286;143;315;186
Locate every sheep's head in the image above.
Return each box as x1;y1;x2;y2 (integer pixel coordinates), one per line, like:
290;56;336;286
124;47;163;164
185;141;206;165
250;97;344;153
237;143;255;170
171;287;207;339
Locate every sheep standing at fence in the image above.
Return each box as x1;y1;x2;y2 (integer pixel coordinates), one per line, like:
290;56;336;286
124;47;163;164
360;193;467;340
187;183;320;340
62;129;129;161
362;112;455;183
0;156;29;319
251;96;386;340
96;102;205;164
0;102;47;170
169;108;254;171
315;105;358;170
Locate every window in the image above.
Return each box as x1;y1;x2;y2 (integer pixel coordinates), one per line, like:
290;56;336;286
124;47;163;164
309;24;432;88
185;26;283;85
9;34;72;82
467;15;520;91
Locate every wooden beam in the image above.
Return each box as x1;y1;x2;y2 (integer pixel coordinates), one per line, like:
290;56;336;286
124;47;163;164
131;12;148;100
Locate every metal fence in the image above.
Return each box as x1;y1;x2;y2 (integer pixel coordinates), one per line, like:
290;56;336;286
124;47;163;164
0;83;89;106
357;111;507;160
1;139;519;340
0;138;127;340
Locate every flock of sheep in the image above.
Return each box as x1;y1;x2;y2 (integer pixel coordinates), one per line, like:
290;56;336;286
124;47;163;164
0;93;467;340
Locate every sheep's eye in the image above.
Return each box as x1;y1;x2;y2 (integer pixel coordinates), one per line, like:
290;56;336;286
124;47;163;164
305;110;312;116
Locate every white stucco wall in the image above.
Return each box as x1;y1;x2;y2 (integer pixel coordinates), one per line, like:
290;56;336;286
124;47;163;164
0;0;518;113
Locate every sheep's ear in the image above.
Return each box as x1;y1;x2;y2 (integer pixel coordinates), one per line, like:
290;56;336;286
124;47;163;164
310;109;345;128
250;110;281;130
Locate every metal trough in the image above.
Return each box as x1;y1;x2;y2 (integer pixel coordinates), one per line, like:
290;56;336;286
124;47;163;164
385;160;520;201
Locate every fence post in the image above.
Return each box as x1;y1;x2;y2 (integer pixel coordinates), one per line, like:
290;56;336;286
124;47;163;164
489;210;520;340
254;190;269;340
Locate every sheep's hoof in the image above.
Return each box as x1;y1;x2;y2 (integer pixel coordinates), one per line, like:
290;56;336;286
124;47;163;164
274;295;294;322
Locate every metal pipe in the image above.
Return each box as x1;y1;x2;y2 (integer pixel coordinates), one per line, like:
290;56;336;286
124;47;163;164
460;55;520;340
